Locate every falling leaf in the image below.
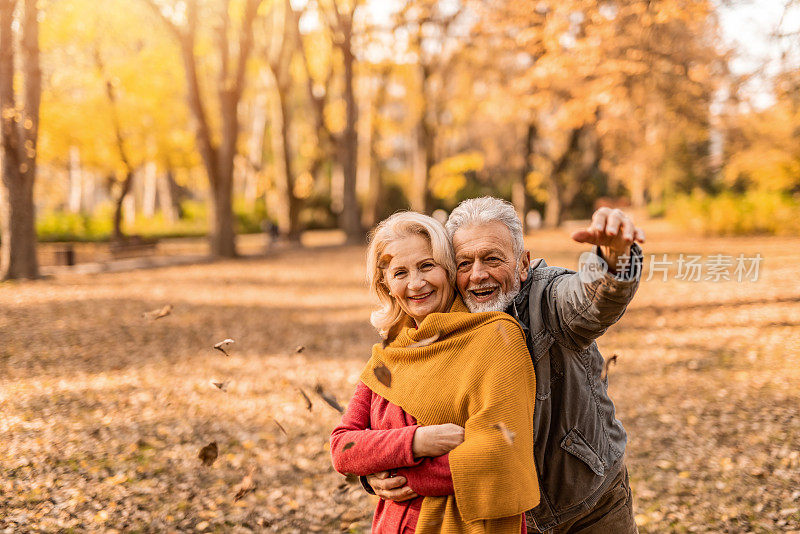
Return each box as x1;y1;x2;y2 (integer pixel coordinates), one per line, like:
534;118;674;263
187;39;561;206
601;353;618;380
233;467;256;502
213;338;235;357
408;331;441;348
198;441;218;466
295;345;305;353
297;388;313;411
143;304;172;320
496;323;511;344
493;422;515;445
373;363;392;387
210;380;228;392
342;442;355;451
272;418;287;436
314;383;344;413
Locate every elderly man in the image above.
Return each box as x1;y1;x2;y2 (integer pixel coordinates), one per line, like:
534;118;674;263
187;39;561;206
366;197;644;534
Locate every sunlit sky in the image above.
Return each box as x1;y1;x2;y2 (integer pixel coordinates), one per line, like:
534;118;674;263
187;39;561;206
717;0;800;107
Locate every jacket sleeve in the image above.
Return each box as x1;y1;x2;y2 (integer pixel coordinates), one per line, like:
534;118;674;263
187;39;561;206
396;453;454;496
330;382;423;476
542;243;642;351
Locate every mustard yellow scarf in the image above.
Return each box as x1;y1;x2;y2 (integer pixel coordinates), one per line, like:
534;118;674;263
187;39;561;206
360;297;539;533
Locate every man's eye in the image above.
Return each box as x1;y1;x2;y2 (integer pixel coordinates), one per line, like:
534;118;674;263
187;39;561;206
457;261;470;270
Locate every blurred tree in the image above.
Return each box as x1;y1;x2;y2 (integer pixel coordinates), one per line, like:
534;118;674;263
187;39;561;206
319;0;362;242
477;0;722;224
143;0;264;257
722;69;800;195
0;0;40;280
359;63;391;228
262;0;303;240
94;50;137;240
38;0;195;232
394;0;467;213
295;7;335;196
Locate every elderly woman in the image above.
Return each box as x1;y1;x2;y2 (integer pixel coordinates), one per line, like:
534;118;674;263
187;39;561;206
330;212;539;534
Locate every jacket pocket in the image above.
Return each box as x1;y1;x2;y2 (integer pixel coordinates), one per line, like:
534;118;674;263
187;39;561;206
560;428;605;476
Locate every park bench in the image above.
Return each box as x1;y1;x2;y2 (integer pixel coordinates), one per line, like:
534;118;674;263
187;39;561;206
108;236;159;259
53;244;76;266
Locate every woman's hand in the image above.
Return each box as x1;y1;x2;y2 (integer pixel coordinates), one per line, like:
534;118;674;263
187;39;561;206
412;423;465;458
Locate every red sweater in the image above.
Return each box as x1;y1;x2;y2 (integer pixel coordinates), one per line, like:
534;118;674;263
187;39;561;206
331;382;526;533
331;381;454;532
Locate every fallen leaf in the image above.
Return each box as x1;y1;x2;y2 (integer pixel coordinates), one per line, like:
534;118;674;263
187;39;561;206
408;331;441;348
272;418;287;436
373;363;392;387
233;467;256;501
493;422;515;445
210;380;228;392
342;442;355;451
297;388;313;411
142;304;172;320
601;353;618;380
198;441;218;466
314;383;344;413
213;338;235;357
295;345;305;353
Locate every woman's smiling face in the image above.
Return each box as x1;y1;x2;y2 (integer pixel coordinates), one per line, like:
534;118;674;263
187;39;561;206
382;234;453;326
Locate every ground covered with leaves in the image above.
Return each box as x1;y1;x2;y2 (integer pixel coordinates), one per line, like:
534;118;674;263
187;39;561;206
2;226;799;533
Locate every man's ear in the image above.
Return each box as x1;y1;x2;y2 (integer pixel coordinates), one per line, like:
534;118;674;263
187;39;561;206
519;251;531;282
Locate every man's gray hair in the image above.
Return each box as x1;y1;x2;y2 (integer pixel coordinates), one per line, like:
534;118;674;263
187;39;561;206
445;197;524;258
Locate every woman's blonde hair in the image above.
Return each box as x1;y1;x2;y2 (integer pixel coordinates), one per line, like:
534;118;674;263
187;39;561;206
366;211;456;339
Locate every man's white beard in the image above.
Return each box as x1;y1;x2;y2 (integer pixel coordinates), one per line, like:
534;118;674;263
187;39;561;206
464;275;521;313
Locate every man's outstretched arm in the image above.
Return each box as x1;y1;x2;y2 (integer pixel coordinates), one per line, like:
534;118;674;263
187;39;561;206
544;208;645;351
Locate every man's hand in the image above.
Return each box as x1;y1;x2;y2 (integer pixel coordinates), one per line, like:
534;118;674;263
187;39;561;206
412;423;465;458
366;471;419;502
571;208;645;272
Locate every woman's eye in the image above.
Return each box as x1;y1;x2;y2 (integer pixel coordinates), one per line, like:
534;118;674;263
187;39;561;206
421;262;434;270
393;270;406;278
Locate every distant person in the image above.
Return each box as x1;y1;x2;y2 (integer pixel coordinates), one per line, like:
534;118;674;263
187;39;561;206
365;197;645;534
330;211;539;533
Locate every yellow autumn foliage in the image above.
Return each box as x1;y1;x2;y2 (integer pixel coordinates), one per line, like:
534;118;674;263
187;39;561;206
429;152;484;201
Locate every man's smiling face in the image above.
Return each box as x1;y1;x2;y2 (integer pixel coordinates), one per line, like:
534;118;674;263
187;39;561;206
452;221;529;313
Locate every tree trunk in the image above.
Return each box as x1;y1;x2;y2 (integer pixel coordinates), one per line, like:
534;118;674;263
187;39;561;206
265;1;303;242
362;71;390;228
148;0;264;258
542;127;583;228
244;93;267;210
209;175;236;257
157;168;178;223
112;171;134;240
272;85;301;240
339;38;362;243
543;178;562;228
411;121;427;213
411;62;433;214
513;122;536;226
0;169;38;279
1;0;40;280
